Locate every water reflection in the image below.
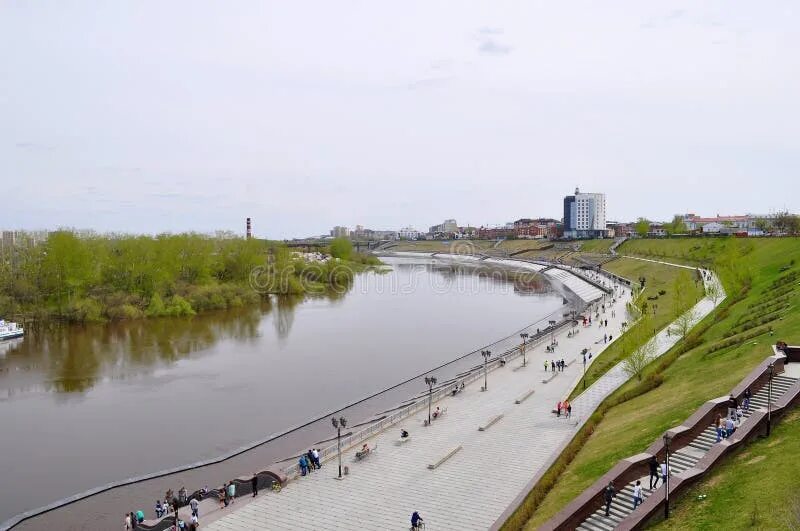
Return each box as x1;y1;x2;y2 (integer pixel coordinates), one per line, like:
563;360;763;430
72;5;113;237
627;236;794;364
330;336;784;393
0;297;303;397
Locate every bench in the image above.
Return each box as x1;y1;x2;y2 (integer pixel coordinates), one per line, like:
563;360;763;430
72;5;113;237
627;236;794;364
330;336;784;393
542;372;558;384
515;388;535;404
427;445;462;470
478;414;504;431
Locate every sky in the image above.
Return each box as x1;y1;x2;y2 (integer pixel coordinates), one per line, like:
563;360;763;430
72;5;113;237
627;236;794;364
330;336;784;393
1;1;799;239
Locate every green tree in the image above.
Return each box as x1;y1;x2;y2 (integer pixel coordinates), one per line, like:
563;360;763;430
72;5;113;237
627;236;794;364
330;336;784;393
329;238;353;260
634;218;651;237
665;215;687;235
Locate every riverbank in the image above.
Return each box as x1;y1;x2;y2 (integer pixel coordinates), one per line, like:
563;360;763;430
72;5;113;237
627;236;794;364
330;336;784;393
0;232;381;323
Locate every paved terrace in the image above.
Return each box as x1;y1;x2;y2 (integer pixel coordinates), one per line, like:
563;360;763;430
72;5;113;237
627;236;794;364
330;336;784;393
206;259;721;531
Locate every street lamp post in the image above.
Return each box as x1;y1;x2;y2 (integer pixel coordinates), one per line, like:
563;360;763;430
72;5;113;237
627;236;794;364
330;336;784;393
481;350;491;391
582;349;587;389
331;416;347;479
425;376;437;426
767;362;774;436
663;432;672;519
520;333;529;367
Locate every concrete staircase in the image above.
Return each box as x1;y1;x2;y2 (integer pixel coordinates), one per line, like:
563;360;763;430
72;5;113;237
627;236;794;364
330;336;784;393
576;374;798;530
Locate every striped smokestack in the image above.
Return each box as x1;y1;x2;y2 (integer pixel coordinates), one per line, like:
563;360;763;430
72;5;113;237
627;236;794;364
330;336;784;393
246;217;252;239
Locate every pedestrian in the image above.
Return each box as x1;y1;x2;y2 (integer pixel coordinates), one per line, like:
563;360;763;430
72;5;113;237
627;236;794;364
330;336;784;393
544;360;548;372
605;319;608;327
603;482;616;517
632;480;643;510
411;511;424;530
743;387;752;411
727;394;738;418
188;495;199;517
251;473;259;497
556;401;562;417
725;416;735;438
307;449;316;471
299;455;308;476
604;334;607;344
551;361;556;372
609;335;613;342
313;448;321;468
567;401;572;419
178;486;188;505
714;413;724;443
155;500;163;519
130;512;138;529
660;460;669;487
219;485;227;509
561;358;565;371
648;455;659;489
125;513;132;530
227;481;236;504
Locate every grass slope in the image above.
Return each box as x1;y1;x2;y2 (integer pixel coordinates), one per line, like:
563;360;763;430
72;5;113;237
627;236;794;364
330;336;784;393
519;237;800;530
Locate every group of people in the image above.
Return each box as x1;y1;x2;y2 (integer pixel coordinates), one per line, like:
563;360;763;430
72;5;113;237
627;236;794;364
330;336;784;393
126;486;206;530
545;359;566;372
715;391;750;442
218;481;237;508
299;448;322;476
556;400;572;418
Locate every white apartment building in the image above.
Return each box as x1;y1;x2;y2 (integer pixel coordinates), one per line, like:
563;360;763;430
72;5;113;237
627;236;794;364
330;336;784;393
397;227;421;240
564;188;607;238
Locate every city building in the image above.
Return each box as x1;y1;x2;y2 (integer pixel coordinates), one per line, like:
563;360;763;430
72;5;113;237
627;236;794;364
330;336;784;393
563;187;607;239
397;227;421;240
513;218;560;239
682;214;758;235
428;219;459;236
330;226;349;238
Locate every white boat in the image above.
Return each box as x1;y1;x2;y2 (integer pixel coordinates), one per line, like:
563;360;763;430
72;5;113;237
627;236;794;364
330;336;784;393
0;320;24;340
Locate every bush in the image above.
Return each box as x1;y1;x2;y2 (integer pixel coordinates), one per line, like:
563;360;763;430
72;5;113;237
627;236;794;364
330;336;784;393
66;298;104;322
165;295;195;317
106;303;144;320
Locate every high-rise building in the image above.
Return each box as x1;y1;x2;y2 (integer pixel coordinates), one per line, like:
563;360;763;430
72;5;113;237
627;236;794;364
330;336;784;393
562;187;606;238
330;226;349;238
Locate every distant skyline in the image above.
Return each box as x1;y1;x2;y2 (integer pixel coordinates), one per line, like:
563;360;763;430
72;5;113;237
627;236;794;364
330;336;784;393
2;2;799;239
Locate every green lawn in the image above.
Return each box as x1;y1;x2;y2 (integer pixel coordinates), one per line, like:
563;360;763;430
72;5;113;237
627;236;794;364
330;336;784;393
386;239;495;252
517;237;800;530
579;239;616;253
566;257;703;399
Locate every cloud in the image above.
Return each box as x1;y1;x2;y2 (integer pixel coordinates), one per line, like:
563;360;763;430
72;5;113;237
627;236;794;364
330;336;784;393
478;39;512;55
641;9;689;29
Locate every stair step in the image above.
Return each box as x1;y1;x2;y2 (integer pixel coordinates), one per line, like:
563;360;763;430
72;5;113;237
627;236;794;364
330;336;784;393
585;515;616;530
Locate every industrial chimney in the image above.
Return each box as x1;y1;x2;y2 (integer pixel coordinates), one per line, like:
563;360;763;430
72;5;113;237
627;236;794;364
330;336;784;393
246;217;252;239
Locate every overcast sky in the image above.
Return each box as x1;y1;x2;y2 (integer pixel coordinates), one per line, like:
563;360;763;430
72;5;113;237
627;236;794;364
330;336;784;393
2;1;798;238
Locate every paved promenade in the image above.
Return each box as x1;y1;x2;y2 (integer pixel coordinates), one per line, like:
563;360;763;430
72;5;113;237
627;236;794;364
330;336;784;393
206;261;723;531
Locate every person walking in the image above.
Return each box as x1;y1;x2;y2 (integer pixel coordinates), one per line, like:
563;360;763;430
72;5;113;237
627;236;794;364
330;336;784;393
544;360;548;372
307;450;316;471
227;481;236;504
556;401;562;417
727;394;738;418
125;513;132;530
312;448;321;468
725;416;735;438
219;485;227;509
648;455;659;489
567;402;572;419
632;480;643;510
743;387;752;411
189;496;199;518
551;360;556;372
660;460;669;487
299;455;308;476
603;482;616;517
715;413;724;443
251;473;259;497
603;333;607;344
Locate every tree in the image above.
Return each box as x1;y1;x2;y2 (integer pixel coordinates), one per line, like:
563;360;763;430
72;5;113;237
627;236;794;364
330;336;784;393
671;269;694;318
665;215;687;235
329;238;353;260
634;218;651;237
671;307;698;339
622;318;658;381
705;282;722;305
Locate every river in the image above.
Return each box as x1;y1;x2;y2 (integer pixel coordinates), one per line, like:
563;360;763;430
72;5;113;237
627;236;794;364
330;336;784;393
0;256;570;527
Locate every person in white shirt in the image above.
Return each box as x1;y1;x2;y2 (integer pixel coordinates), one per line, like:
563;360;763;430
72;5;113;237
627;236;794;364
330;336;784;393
632;480;643;509
660;462;669;486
